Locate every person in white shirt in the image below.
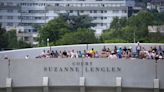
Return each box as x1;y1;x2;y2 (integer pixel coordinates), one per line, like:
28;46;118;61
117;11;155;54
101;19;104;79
70;50;76;58
25;55;29;59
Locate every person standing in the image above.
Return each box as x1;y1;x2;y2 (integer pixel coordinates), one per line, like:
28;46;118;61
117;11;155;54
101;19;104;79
136;42;141;58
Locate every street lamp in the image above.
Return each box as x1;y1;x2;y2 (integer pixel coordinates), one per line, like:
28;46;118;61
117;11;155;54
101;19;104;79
133;26;136;43
47;38;49;46
133;30;136;43
46;38;52;52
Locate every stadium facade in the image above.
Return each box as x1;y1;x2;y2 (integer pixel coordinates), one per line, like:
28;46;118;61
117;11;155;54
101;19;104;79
0;43;164;92
0;59;164;92
0;0;135;45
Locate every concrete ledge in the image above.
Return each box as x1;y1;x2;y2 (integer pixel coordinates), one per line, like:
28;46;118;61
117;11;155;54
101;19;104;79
116;77;122;87
154;79;159;92
116;77;122;92
6;78;12;88
42;77;49;86
80;77;85;86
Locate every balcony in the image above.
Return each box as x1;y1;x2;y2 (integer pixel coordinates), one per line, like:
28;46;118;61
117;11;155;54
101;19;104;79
0;5;21;10
46;6;128;11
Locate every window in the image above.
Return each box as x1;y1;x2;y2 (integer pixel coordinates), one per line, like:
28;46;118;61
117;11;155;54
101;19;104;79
70;10;73;13
101;4;104;7
20;23;32;26
94;10;97;13
0;3;4;6
18;16;22;19
24;29;29;33
24;37;29;41
29;10;45;13
80;10;84;13
33;37;38;41
6;2;13;6
122;10;127;13
7;22;13;26
93;17;97;19
33;29;37;32
7;16;13;19
0;16;2;19
112;4;117;7
55;3;59;6
113;10;119;13
7;9;13;13
35;17;42;20
28;29;31;32
21;10;28;13
18;29;22;33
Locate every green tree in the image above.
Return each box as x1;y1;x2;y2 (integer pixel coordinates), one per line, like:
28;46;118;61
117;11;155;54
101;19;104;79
152;12;164;25
68;15;95;31
0;25;8;50
17;40;32;48
56;28;97;45
6;30;31;49
39;18;70;46
39;14;96;46
60;14;95;31
101;17;128;42
0;27;31;50
127;11;154;28
110;17;127;30
128;11;154;42
6;29;18;49
101;11;164;43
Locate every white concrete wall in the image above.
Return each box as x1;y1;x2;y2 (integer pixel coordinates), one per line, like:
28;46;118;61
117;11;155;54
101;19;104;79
0;59;163;92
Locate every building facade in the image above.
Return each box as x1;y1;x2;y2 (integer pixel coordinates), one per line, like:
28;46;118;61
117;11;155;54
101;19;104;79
147;0;164;13
0;0;135;45
148;25;164;34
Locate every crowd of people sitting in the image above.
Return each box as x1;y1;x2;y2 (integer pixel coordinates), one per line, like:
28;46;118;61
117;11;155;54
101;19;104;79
35;43;164;60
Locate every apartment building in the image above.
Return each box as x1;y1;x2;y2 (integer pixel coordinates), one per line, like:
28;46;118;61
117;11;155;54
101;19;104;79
147;0;164;13
0;0;135;45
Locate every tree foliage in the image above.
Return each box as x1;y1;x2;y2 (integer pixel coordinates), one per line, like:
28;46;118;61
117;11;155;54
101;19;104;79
6;30;31;49
0;25;8;50
56;28;97;45
110;17;127;30
39;18;70;46
60;14;95;31
6;30;19;48
101;11;164;43
38;14;97;46
0;26;31;50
